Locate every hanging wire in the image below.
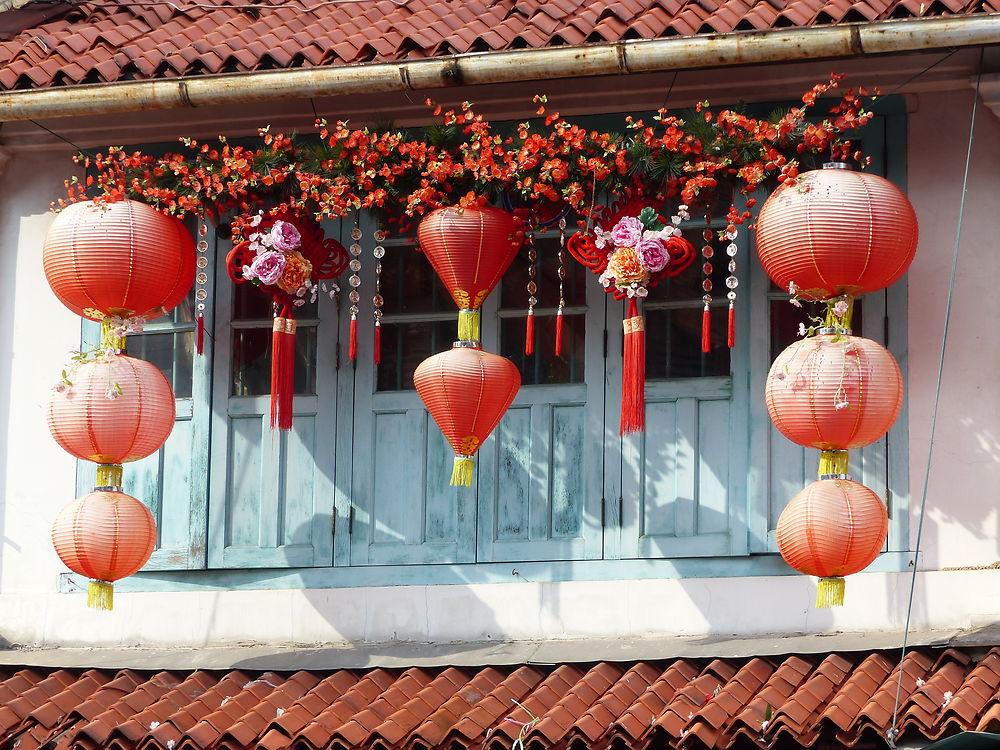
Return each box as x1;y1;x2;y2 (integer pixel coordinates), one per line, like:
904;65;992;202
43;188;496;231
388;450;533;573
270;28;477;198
886;47;984;748
28;119;93;156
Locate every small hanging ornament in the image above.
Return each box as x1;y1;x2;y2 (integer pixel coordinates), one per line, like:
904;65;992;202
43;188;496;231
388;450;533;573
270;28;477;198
373;230;386;366
701;223;714;354
525;229;537;356
555;217;567;358
195;221;210;355
348;220;363;362
724;213;739;349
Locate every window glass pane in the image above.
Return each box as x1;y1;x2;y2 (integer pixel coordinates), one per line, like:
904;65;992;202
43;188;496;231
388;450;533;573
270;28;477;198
125;331;194;398
499;313;585;385
232;326;317;396
376;320;457;392
380;243;454;315
500;235;586;308
646;307;729;379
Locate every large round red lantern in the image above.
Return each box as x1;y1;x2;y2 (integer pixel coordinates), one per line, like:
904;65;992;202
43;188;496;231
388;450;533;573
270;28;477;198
766;334;902;456
776;478;888;607
46;354;175;467
51;490;157;609
756;165;918;299
413;344;521;486
43;200;196;321
416;206;522;341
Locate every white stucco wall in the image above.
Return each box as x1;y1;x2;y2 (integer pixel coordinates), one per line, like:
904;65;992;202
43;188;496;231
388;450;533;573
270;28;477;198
0;69;998;651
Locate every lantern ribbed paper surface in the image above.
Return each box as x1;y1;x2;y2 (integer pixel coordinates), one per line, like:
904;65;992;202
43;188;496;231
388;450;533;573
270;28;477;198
766;334;903;451
756;166;918;299
413;344;520;486
416;206;521;341
46;355;175;464
43;200;196;321
776;478;888;607
51;490;157;609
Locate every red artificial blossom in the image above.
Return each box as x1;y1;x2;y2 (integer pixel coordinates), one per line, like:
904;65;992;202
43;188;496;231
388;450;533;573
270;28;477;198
226;212;348;430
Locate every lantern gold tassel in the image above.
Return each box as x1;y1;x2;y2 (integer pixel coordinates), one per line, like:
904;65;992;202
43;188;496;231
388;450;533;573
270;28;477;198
96;463;123;488
450;456;475;487
816;576;845;608
88;580;114;610
458;309;480;343
818;450;849;476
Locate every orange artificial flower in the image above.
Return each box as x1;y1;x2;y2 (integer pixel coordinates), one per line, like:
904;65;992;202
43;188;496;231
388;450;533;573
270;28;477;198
276;251;313;293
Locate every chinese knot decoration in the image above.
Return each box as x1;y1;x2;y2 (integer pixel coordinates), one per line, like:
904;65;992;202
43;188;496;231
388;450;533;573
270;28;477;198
42;201;193;609
227;212;349;430
568;200;696;434
757;162;918;608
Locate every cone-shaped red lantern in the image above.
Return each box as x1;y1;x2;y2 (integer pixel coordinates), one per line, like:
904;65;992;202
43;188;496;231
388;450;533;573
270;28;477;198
416;206;522;342
43;200;196;321
776;478;888;608
51;490;157;610
47;354;175;467
766;334;902;467
413;344;521;486
756;164;918;300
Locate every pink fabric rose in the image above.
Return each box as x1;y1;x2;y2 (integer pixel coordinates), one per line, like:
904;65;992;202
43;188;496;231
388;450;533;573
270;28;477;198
636;237;670;273
269;220;302;252
611;216;643;248
248;250;287;286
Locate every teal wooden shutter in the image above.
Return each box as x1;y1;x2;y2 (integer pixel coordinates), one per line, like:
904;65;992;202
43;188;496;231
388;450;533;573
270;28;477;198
205;222;338;569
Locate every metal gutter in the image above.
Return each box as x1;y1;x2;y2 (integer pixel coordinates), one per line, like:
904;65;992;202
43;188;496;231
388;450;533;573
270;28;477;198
1;14;999;122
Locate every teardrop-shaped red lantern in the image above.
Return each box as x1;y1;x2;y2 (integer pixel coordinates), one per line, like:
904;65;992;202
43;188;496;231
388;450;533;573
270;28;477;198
766;334;903;451
416;206;522;341
47;354;175;465
51;490;157;609
413;344;521;486
776;478;888;608
756;165;918;300
43;200;196;321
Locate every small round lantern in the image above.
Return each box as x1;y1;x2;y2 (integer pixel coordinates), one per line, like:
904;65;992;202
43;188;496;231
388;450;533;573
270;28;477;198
46;355;175;478
43;200;196;321
766;334;903;469
414;343;521;486
776;478;888;607
756;165;918;299
51;490;157;609
416;206;521;342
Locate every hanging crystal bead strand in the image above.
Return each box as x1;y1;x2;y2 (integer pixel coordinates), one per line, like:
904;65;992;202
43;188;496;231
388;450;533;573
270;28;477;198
348;220;362;361
195;220;210;355
373;230;386;366
524;228;537;356
724;214;739;349
555;217;566;357
701;222;714;354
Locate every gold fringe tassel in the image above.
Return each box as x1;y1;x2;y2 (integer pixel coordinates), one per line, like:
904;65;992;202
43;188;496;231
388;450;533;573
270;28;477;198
458;309;480;343
824;296;855;331
450;456;475;487
816;577;845;608
96;463;123;488
818;450;849;477
88;580;114;610
100;319;127;352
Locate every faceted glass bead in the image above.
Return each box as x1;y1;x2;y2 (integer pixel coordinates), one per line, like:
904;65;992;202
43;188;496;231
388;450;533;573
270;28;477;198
375;262;382;274
197;301;206;311
198;224;208;236
373;230;387;242
558;267;566;280
702;246;714;259
351;227;362;240
197;240;209;252
727;243;738;256
349;259;362;272
528;296;538;306
726;275;739;289
527;282;537;294
349;274;361;287
196;289;208;300
702;294;713;304
349;291;360;304
558;218;567;229
702;262;713;275
349;304;359;315
702;279;713;292
528;266;537;279
728;260;737;272
728;291;737;300
373;245;385;258
197;256;209;268
196;272;208;285
350;243;361;255
702;229;714;241
528;248;537;261
373;294;384;307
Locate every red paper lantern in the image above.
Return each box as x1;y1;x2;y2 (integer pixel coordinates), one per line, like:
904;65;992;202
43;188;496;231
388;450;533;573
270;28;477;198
51;490;157;609
416;206;522;341
756;165;918;299
766;334;903;451
413;344;521;486
776;478;888;607
46;354;175;465
43;200;196;321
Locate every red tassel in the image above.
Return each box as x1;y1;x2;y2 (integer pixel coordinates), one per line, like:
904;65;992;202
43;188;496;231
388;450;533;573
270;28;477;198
620;298;645;434
374;320;382;366
701;304;711;354
196;312;205;355
270;315;296;431
727;303;735;349
349;315;358;361
555;309;564;357
525;310;535;356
